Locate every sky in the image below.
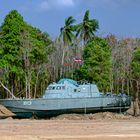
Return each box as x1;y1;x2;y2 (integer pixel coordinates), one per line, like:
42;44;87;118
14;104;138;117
0;0;140;38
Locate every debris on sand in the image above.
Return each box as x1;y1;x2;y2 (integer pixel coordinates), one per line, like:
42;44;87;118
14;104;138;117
0;105;15;118
51;114;89;120
88;112;133;120
50;112;133;120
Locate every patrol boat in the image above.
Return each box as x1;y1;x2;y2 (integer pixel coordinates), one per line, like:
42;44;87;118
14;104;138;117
0;78;131;118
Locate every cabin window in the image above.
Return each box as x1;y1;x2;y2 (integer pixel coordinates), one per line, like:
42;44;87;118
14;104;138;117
74;89;77;92
56;86;61;90
62;86;65;90
47;86;56;90
47;86;52;90
56;86;65;90
78;88;81;92
48;86;65;90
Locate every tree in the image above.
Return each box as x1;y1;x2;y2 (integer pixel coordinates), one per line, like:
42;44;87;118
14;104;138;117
75;37;111;92
0;10;52;98
111;39;134;94
59;16;76;77
60;16;76;46
131;48;140;116
17;23;52;98
0;10;26;98
75;10;99;45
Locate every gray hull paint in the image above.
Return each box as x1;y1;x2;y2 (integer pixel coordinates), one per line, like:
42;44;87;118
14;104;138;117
0;97;130;117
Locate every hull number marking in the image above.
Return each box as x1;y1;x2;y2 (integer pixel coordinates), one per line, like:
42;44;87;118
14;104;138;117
23;101;32;105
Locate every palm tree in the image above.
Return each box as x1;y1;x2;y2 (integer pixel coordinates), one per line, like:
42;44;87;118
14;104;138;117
60;16;76;46
59;16;76;77
76;10;99;45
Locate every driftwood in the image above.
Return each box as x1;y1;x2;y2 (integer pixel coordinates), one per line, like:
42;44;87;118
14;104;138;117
0;105;15;118
0;81;16;99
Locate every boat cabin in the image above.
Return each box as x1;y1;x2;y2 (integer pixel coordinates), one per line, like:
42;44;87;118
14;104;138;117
43;79;101;99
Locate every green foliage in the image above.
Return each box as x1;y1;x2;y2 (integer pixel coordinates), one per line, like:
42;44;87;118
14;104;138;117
0;10;52;97
60;16;76;46
26;25;51;64
75;10;99;44
131;49;140;80
0;10;25;79
76;37;111;92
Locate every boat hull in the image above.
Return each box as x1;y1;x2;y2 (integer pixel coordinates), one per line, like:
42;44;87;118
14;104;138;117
0;96;131;118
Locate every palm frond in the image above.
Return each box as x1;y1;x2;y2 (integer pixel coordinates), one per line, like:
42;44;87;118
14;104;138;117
90;19;99;30
84;10;89;21
65;16;76;26
59;27;64;39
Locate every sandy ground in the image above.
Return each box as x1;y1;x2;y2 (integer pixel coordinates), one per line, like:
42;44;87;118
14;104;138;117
0;117;140;140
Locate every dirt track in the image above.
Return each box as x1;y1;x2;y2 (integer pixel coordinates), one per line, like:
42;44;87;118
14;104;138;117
0;118;140;140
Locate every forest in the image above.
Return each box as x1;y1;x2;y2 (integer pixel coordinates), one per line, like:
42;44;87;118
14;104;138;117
0;10;140;115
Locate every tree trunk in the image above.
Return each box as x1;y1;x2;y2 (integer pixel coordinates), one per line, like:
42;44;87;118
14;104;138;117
34;70;40;98
127;78;130;95
133;81;140;116
121;78;124;93
60;48;65;78
25;75;28;98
